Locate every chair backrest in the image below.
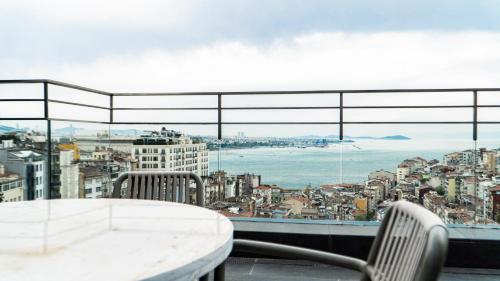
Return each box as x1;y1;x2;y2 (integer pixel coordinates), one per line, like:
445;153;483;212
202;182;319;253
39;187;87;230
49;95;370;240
112;171;205;207
362;200;448;281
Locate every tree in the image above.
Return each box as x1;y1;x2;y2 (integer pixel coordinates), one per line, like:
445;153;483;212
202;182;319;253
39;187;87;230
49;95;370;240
496;214;500;224
354;214;366;221
0;192;3;203
436;186;445;196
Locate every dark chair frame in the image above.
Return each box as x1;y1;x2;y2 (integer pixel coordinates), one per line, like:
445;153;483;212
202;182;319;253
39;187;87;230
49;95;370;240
230;201;449;281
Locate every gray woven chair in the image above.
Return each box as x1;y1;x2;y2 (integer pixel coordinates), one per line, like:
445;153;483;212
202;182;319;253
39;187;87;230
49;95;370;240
111;171;204;207
232;200;448;281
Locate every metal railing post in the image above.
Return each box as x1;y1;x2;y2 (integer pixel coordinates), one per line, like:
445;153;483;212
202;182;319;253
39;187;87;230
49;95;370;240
44;82;52;200
218;94;222;140
473;90;477;141
110;94;114;123
339;92;343;141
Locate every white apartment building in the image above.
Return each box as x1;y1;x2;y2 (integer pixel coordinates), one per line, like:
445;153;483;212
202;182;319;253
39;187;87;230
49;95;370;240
396;164;410;183
0;147;46;200
59;150;80;199
0;164;24;202
80;166;110;199
131;129;209;176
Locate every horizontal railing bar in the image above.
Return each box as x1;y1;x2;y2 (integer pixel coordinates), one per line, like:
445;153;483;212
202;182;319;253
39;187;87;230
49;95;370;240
114;107;217;110
112;105;485;110
46;80;112;96
0;118;46;121
48;99;110;110
48;118;110;124
0;99;45;102
113;88;500;96
343;121;472;124
0;79;47;84
110;121;500;125
1;119;498;125
223;106;339;110
114;106;340;110
343;105;472;109
222;122;340;125
0;79;112;96
112;122;217;125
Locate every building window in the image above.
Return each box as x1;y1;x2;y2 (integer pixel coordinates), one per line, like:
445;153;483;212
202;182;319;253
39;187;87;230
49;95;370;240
85;188;92;194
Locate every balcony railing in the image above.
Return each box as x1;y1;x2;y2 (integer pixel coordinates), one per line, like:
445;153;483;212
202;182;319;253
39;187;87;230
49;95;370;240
1;79;500;226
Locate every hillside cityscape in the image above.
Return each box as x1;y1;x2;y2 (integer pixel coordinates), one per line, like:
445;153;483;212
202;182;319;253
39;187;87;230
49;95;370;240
1;124;499;225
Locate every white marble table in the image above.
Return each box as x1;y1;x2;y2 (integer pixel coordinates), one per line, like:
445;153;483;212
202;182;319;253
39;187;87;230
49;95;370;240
0;199;233;281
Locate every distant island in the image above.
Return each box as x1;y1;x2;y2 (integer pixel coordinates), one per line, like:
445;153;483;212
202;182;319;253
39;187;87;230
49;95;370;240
379;135;411;140
316;134;411;140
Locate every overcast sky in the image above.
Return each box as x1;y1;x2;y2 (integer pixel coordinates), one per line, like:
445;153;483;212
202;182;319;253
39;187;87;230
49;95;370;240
1;0;500;138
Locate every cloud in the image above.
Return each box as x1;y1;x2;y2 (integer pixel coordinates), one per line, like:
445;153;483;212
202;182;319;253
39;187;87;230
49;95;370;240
4;31;500;91
2;31;500;138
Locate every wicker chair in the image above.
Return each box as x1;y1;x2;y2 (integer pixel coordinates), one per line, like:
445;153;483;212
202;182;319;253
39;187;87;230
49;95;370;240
231;200;448;281
111;171;204;207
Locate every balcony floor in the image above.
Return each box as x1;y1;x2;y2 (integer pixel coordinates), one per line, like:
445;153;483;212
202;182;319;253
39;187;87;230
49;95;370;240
225;258;500;281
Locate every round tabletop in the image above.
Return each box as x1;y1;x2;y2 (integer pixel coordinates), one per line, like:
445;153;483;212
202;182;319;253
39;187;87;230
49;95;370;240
0;199;233;281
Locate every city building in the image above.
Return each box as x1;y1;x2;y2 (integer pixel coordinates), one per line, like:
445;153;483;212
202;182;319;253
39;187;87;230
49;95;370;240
396;164;410;183
76;136;136;153
0;143;46;200
80;166;110;199
131;128;208;176
59;150;80;199
0;164;24;202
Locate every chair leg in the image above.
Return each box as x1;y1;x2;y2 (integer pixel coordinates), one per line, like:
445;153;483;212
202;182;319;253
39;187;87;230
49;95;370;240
214;261;226;281
199;273;209;281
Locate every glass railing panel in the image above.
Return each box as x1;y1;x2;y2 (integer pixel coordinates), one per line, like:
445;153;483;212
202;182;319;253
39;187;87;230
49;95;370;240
476;124;500;225
0;120;48;202
107;124;215;201
52;121;111;199
109;123;215;175
214;124;340;220
343;124;475;223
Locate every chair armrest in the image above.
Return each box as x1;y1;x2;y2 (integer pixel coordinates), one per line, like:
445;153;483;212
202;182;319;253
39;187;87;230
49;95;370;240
233;239;367;273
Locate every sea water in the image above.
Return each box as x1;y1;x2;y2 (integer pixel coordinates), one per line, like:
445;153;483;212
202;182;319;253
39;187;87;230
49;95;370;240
208;139;498;189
